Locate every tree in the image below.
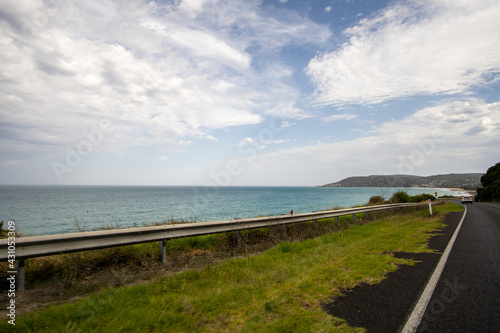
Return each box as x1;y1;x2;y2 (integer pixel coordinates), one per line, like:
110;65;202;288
476;162;500;202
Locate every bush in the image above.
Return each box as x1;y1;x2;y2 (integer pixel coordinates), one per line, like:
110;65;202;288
409;193;436;203
422;193;436;201
368;196;385;205
0;221;7;238
369;192;437;205
389;190;410;203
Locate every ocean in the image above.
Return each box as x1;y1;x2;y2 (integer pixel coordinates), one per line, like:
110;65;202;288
0;185;463;237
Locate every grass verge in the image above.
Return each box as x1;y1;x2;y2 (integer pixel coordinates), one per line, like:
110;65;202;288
0;213;359;307
2;203;463;332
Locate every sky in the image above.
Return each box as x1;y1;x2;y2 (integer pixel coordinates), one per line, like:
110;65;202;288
0;0;499;186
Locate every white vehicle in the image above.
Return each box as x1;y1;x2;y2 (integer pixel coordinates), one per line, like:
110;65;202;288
461;196;474;204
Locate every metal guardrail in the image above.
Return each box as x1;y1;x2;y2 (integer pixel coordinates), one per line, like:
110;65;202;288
1;202;433;290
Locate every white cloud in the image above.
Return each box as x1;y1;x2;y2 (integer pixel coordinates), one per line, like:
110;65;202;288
8;0;496;187
280;121;296;128
236;136;288;148
321;114;358;122
306;0;500;106
166;26;251;69
1;160;22;166
228;99;500;185
236;138;255;147
204;135;218;142
1;0;329;165
266;139;288;145
178;140;192;146
213;0;331;50
179;0;218;17
267;101;311;119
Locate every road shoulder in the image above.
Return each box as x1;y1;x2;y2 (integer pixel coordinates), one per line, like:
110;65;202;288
321;211;463;333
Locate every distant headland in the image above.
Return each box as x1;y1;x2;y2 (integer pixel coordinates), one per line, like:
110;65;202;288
320;173;482;190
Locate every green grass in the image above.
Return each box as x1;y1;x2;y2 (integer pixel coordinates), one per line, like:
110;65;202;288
0;215;347;294
3;203;463;332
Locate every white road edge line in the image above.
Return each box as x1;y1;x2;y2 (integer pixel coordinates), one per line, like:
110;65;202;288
400;205;468;333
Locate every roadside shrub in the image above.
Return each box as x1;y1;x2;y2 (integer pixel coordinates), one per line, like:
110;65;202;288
421;193;436;201
409;193;436;203
368;196;385;205
0;221;6;238
389;190;410;203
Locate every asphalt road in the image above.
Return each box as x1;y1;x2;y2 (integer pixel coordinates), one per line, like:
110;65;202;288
322;202;500;332
416;202;500;332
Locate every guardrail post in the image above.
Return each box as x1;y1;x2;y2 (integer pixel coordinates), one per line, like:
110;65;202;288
282;224;287;237
312;219;318;233
234;231;242;247
335;216;339;227
159;239;168;263
16;259;25;291
351;214;356;224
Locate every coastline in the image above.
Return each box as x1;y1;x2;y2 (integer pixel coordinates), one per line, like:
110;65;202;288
320;173;482;189
0;186;467;237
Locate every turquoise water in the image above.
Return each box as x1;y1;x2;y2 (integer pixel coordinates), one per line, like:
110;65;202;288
0;186;461;236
